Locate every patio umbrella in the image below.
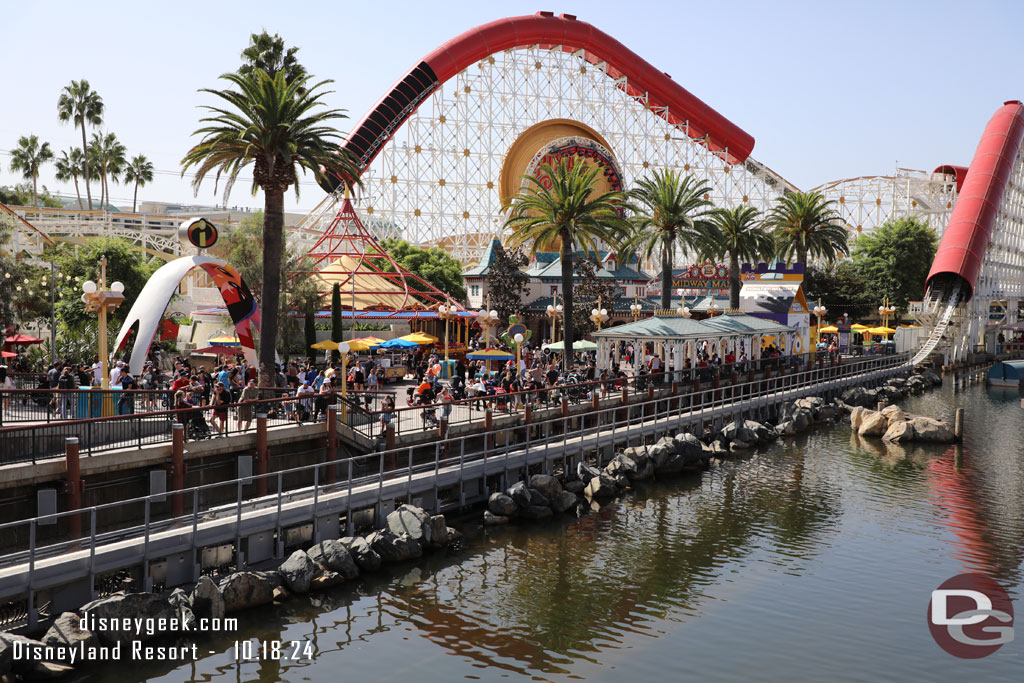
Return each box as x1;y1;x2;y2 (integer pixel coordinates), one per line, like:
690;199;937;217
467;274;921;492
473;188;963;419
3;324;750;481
819;326;839;334
346;339;375;352
850;324;870;331
466;349;515;360
193;345;242;355
543;340;598;351
379;338;420;349
310;340;339;350
1;351;15;358
351;336;386;345
4;334;43;345
401;332;438;344
867;326;896;335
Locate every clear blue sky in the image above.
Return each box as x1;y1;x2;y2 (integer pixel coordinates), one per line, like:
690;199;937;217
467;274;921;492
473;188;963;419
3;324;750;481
2;0;1022;213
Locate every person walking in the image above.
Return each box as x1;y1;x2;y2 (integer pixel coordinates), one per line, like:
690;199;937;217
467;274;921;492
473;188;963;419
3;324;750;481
237;379;259;432
209;382;230;436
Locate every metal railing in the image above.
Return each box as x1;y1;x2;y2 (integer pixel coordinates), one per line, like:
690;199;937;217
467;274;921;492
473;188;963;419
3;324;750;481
0;352;910;629
0;389;395;465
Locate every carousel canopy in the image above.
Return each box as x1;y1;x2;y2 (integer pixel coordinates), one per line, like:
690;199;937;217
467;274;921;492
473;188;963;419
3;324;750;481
592;314;793;341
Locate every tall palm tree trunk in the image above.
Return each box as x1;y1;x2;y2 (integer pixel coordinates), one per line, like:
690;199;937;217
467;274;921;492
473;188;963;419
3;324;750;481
729;251;741;311
660;244;672;311
73;173;82;209
559;232;574;373
259;188;286;386
31;172;38;208
797;248;807;268
80;125;92;211
132;182;138;212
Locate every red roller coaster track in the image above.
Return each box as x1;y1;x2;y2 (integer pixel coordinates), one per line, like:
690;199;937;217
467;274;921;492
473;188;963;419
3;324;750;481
325;11;755;191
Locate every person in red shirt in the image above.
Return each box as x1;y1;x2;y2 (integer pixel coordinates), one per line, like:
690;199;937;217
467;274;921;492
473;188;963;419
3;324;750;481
170;372;190;394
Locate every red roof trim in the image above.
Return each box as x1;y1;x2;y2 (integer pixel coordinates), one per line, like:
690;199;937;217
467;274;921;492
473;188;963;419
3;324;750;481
926;101;1024;301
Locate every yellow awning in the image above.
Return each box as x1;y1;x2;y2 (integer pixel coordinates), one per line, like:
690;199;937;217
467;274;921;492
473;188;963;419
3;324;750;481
867;326;896;335
310;340;338;350
850;324;870;331
819;325;839;333
401;332;438;344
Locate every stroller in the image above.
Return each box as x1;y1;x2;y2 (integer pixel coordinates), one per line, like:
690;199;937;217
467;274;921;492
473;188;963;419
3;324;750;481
187;411;212;440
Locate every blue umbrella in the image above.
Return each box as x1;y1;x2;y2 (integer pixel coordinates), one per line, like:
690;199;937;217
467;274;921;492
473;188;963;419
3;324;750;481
378;338;419;349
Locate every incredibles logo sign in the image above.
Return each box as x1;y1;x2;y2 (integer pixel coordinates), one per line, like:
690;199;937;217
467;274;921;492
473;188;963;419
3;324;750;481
179;217;219;250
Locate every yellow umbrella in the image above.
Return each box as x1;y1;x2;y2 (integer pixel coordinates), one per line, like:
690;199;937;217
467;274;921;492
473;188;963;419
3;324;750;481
346;339;374;352
819;325;839;333
208;335;241;345
310;340;338;350
867;326;896;335
352;336;386;345
401;332;438;344
850;324;870;331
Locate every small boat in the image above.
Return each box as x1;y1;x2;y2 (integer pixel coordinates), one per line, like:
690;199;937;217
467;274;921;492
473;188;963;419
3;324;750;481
986;360;1024;387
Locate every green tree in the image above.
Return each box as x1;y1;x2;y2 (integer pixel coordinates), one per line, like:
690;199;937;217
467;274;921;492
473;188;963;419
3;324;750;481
57;80;103;210
89;132;126;209
571;258;622;339
504;159;630;371
695;206;774;311
182;63;361;386
9;135;54;207
850;217;938;315
373;238;467;302
55;147;86;209
485;242;529;321
627;169;713;310
0;214;48;333
330;282;342;363
803;261;875;321
767;190;848;266
122;154;154;212
45;236;159;334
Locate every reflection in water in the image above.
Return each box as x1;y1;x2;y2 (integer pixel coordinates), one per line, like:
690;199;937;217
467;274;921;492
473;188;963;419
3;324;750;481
90;384;1023;683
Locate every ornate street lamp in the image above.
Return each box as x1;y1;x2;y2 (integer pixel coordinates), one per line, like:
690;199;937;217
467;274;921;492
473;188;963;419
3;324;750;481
438;302;460;362
708;301;721;318
878;298;896;328
629;295;642;321
81;256;124;389
590;296;609;330
477;308;500;348
546;302;564;343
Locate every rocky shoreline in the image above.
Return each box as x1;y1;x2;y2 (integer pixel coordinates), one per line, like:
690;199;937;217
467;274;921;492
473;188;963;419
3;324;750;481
480;367;948;525
0;505;461;680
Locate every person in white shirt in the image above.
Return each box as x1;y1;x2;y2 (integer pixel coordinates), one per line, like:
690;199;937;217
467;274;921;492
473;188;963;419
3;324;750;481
110;362;124;387
92;359;103;386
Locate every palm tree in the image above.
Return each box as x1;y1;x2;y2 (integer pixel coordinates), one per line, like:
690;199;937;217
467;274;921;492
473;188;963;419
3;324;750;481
627;169;714;310
54;148;86;208
182;69;361;386
239;31;307;88
766;190;848;267
696;206;774;310
504;159;630;371
89;132;126;209
122;154;154;212
57;80;103;210
9;135;54;207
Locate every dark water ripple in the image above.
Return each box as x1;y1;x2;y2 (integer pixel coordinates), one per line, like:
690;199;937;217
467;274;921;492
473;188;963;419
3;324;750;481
89;384;1024;683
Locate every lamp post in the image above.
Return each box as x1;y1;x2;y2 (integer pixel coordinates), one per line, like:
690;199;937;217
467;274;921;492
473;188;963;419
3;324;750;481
630;295;642;321
477;308;499;348
514;332;524;375
338;341;350;421
81;256;124;389
590;298;609;330
438;302;459;362
878;298;895;329
708;301;721;318
546;302;564;343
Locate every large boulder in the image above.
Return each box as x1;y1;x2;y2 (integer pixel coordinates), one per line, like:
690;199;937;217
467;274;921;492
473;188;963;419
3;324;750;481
654;451;686;474
308;539;360;579
219;571;277;613
818;405;836;422
529;474;562;502
709;440;728;455
340;536;382;572
386;504;432;545
776;420;796;437
743;420;776;444
527;488;550;508
483;510;510;525
564;480;586;495
910;417;955;443
674;433;704;462
849;406;866;430
551;490;579;514
506;481;532;509
858;410;888;437
621;445;649;464
487;492;518;517
632;459;656;481
584;475;617;501
646;439;674;468
882;419;915;443
366;530;422;562
190;575;225;622
720;421;757;445
41;612;100;656
168;587;197;631
841;387;878;408
881;405;904;425
80;593;176;645
279;550;317;594
922;369;942;387
792;408;812;432
605;453;638;480
428;515;449;549
576;462;603;485
0;634;43;676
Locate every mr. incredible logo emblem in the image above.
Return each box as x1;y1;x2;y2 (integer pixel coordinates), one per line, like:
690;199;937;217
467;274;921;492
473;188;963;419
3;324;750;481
179;217;219;250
